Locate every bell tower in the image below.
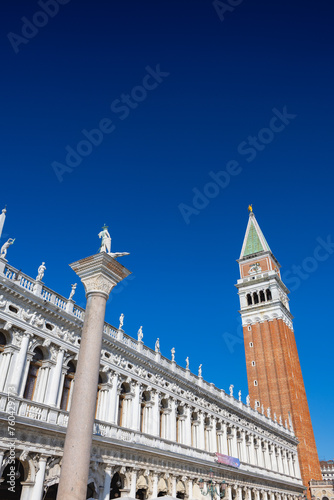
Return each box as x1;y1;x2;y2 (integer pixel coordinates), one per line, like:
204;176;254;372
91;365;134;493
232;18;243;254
236;207;322;494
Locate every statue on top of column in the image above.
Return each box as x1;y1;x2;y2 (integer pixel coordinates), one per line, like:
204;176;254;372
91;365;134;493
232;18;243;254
198;364;202;377
238;390;242;402
36;262;46;282
98;225;129;259
137;325;143;341
155;338;160;352
171;347;175;362
185;357;189;370
229;384;234;397
246;394;250;406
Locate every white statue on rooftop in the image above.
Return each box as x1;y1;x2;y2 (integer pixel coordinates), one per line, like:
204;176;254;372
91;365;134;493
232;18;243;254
238;390;242;402
137;325;143;341
279;415;283;425
261;404;264;414
229;384;234;397
36;262;46;282
186;357;189;370
267;407;271;418
119;313;124;330
171;347;175;362
246;394;250;406
69;283;77;300
0;238;15;259
98;224;129;259
198;364;202;377
155;338;160;352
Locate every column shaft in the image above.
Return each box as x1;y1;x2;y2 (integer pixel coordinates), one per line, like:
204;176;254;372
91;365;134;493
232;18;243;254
47;349;65;406
57;292;108;500
10;334;30;395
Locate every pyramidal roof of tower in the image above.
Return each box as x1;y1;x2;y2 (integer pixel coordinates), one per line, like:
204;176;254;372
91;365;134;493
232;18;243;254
239;211;272;259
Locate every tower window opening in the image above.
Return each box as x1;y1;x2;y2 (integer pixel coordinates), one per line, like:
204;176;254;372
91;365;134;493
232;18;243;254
259;290;265;303
266;289;272;301
253;292;259;304
254;380;258;386
246;294;252;306
251;361;256;366
247;325;252;331
249;342;253;347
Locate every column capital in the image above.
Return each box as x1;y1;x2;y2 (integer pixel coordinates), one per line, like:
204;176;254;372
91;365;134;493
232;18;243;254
69;253;131;299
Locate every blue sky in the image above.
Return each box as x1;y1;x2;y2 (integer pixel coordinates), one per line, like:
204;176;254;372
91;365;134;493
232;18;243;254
1;0;333;458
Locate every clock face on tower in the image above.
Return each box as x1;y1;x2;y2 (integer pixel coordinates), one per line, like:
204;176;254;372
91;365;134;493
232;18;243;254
248;263;262;275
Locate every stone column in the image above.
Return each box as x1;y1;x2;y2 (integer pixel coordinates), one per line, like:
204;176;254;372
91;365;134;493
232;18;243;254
130;469;138;498
198;412;205;450
185;406;192;446
237;487;243;500
34;363;51;403
57;252;131;500
211;418;217;453
152;390;160;436
264;442;270;470
110;372;119;424
171;476;177;498
152;473;158;498
101;466;113;500
31;456;47;500
226;485;232;500
221;422;228;454
9;332;31;395
47;348;65;406
131;382;142;431
241;430;247;463
188;479;193;499
0;346;14;392
170;399;177;441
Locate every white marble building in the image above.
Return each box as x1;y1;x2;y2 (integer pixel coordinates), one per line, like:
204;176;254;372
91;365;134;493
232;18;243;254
0;251;305;500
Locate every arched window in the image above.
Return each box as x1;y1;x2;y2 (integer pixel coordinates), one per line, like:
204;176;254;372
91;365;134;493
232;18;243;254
247;294;252;306
0;331;7;352
140;391;151;433
176;405;184;443
118;382;131;427
204;416;211;451
23;347;44;401
191;412;199;448
259;290;265;302
0;459;24;498
110;472;123;499
266;289;272;301
253;292;259;304
160;398;169;439
60;361;76;411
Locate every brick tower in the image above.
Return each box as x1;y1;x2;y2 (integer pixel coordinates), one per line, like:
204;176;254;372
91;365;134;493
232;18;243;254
236;207;322;494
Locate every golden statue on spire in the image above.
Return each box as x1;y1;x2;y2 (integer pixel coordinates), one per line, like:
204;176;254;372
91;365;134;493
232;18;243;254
248;204;253;213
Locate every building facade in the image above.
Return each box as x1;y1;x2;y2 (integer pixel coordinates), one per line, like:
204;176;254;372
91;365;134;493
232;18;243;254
0;247;304;499
236;210;322;494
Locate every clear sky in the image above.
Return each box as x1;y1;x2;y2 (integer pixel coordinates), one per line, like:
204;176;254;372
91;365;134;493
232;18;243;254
1;0;333;458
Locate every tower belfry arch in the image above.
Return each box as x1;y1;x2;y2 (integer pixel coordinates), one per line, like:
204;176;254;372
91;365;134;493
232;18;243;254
236;208;322;495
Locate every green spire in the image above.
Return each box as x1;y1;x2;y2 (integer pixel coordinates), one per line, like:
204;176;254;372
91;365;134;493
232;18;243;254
240;211;271;259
